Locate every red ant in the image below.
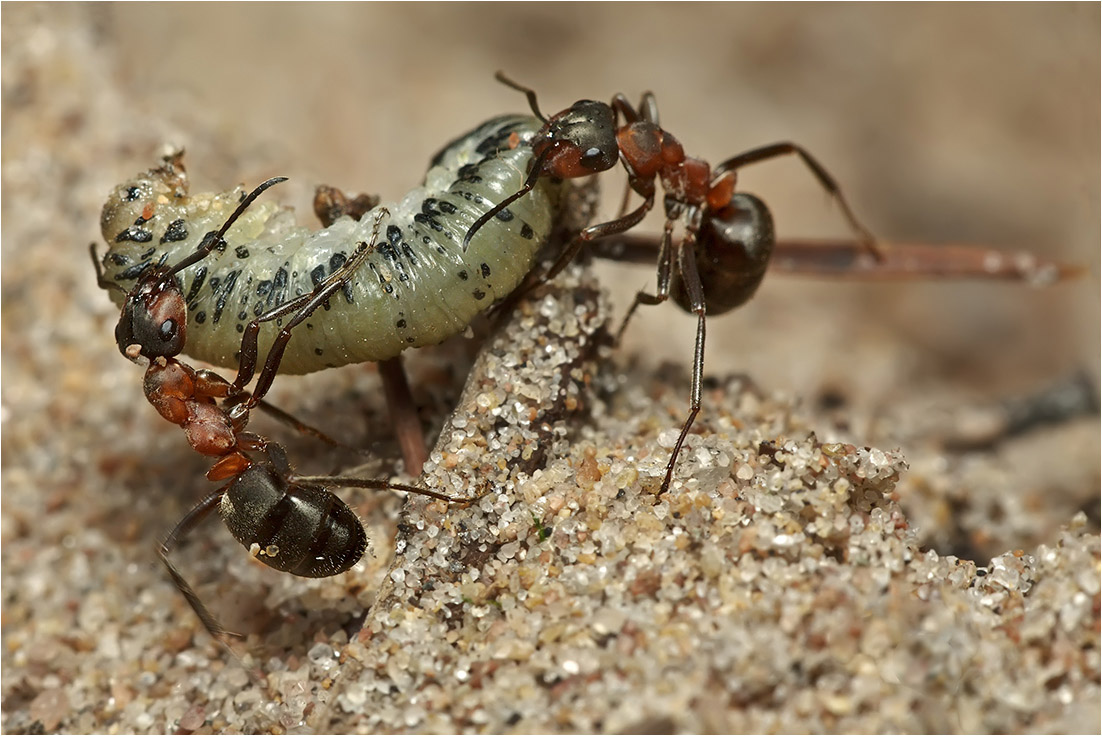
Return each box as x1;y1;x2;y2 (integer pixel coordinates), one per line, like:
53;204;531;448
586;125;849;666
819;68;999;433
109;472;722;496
465;73;1079;495
93;180;478;643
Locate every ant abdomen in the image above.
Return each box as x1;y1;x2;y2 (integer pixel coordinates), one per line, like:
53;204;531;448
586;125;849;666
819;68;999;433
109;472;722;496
220;456;367;578
675;192;776;316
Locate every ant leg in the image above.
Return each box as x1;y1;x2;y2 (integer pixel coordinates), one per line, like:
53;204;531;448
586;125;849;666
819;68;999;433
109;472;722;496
158;489;237;644
615;217;676;346
713;142;881;260
188;367;362;453
293;475;489;505
638;92;660;126
659;234;708;496
89;244;128;295
545;193;654;281
232;211;388;400
464;148;553;251
378;355;428;476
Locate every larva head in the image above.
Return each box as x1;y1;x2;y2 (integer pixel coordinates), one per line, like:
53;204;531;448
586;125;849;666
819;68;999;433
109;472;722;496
534;100;620;179
115;270;188;360
100;152;189;249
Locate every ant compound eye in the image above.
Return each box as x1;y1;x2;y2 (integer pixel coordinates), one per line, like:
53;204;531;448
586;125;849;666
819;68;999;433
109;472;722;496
159;318;178;343
579;146;617;171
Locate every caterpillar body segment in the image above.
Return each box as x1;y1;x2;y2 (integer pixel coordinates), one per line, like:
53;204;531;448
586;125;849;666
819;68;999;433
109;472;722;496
98;115;566;375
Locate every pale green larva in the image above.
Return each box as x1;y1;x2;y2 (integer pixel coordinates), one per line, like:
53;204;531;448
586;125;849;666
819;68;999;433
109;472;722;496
97;115;568;375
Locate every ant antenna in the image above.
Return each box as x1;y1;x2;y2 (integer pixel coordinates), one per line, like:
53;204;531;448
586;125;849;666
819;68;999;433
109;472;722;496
163;176;288;280
495;71;547;123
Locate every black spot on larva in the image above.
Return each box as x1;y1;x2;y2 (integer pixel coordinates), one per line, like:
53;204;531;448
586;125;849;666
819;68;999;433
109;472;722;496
237;310;248;321
438;200;457;215
235;245;249;259
310;264;327;286
185;266;207;302
475;127;514;156
116;261;152;281
386;225;402;247
457;270;469;281
270;267;289;309
133;214;150;226
405;336;415;344
236;323;244;333
494;208;514;223
330;252;347;271
480;262;491;278
161;219;188;243
414;213;444;232
256;279;272;298
378;241;399;263
341;280;355;304
195;311;206;324
456;163;481;183
140;247;157;260
396;318;406;329
211;270;240;324
115;226;153;243
107;252;130;266
520;223;534;240
472;288;486;300
314;347;323;355
124;186;141;201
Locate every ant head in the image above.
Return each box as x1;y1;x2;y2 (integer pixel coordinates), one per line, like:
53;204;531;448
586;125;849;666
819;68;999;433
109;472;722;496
101;173;286;361
115;268;188;360
535;100;619;179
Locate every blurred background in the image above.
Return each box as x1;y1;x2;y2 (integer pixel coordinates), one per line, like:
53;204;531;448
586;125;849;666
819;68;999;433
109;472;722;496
2;5;1097;730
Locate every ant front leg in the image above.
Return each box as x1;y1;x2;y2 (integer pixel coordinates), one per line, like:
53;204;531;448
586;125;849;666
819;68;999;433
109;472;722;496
714;142;881;260
544;191;654;281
